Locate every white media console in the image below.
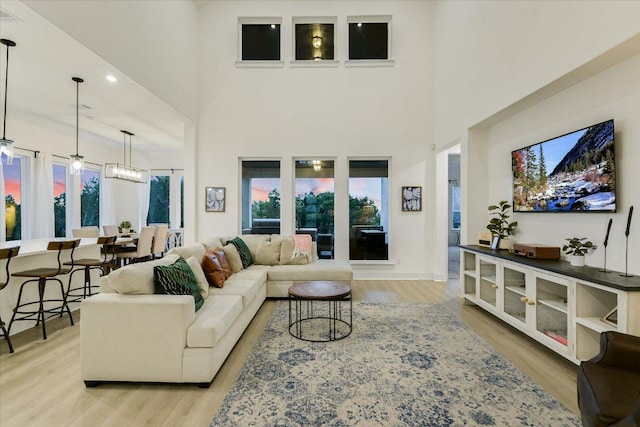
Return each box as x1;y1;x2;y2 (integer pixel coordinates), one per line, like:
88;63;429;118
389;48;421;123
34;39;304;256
459;245;640;364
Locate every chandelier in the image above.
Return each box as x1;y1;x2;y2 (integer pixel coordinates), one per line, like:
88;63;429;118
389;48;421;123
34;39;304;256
105;130;147;183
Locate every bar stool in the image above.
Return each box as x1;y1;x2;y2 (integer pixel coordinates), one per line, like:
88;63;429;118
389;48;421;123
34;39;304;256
8;239;80;340
0;246;20;353
64;236;117;302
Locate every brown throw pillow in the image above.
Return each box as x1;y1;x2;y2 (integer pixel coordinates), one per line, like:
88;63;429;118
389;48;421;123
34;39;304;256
211;247;232;279
202;250;225;288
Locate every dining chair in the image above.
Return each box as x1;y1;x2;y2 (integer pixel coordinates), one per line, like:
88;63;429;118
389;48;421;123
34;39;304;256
103;225;119;236
150;223;169;259
72;227;100;238
0;246;20;353
9;239;80;340
116;226;155;265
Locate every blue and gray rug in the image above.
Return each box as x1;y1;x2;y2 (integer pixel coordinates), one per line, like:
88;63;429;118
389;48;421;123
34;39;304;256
211;302;580;426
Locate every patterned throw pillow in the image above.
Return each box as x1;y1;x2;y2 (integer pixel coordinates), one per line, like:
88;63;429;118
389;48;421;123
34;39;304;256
153;257;204;311
226;237;253;269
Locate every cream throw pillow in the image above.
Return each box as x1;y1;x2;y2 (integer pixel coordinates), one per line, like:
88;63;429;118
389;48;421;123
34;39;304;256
108;254;180;294
185;256;208;299
222;243;243;273
255;240;282;265
279;236;296;265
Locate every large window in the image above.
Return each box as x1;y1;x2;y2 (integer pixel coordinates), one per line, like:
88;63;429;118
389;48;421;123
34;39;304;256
349;160;389;260
81;168;100;227
347;15;393;65
241;160;281;235
295;160;334;255
293;18;336;62
148;174;170;225
3;155;22;240
53;163;66;237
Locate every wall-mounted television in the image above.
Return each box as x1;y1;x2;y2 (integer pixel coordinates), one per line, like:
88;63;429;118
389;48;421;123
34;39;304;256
512;119;615;212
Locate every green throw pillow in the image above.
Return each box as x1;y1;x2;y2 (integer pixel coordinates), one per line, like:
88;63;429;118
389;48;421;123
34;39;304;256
226;237;253;269
154;257;204;311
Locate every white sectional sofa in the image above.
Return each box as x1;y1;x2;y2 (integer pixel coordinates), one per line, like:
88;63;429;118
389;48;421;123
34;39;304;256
80;234;352;387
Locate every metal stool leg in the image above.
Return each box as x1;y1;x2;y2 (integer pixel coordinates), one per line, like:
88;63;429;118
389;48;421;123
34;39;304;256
0;318;14;353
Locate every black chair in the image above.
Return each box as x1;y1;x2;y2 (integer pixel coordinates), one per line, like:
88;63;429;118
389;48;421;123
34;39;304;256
577;331;640;427
64;236;117;302
8;239;80;340
0;246;20;353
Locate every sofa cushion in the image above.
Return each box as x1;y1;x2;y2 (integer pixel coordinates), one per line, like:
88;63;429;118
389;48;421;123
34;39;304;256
234;234;269;259
222;244;243;273
153;258;204;311
231;265;269;282
107;254;180;295
186;295;243;348
202;250;226;288
211;247;232;278
255;240;282;265
167;243;206;264
208;278;263;308
268;260;353;282
185;256;208;299
202;237;224;251
226;237;253;268
277;235;296;265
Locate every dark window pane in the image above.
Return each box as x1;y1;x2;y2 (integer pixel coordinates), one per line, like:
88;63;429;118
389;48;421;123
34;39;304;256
349;22;388;60
242;24;280;60
295;23;334;60
81;170;100;227
148;175;170;225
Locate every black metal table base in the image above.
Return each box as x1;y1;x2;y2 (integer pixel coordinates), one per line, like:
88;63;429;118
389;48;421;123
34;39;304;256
288;297;352;342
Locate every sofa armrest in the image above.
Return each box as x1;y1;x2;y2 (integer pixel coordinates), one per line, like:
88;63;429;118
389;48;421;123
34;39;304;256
591;331;640;372
81;293;196;383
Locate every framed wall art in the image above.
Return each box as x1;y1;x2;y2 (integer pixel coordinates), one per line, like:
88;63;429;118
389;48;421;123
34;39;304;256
205;187;225;212
402;186;422;211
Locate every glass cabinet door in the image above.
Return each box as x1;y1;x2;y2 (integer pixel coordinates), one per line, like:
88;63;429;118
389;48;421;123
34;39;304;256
502;265;527;325
478;258;498;308
533;273;569;350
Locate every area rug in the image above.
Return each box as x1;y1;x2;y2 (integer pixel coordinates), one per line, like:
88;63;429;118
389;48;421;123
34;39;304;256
211;302;581;426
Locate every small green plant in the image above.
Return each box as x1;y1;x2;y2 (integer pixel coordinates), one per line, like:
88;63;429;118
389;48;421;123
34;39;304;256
487;200;518;238
119;220;132;231
563;238;596;256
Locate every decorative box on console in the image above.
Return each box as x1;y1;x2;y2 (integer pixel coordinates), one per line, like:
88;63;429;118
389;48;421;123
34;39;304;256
513;243;561;260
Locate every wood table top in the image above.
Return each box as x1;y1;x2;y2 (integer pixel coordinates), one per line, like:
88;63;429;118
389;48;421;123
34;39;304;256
288;281;351;300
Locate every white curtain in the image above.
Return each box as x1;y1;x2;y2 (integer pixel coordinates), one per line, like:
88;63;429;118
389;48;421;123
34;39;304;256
137;174;150;230
100;165;116;230
31;152;54;238
0;161;5;242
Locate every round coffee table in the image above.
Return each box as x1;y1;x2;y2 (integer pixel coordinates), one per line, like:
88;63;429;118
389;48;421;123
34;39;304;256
288;281;352;342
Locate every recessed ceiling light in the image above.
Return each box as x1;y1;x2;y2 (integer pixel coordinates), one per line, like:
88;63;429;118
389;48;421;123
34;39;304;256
106;75;117;83
270;24;276;29
357;23;363;27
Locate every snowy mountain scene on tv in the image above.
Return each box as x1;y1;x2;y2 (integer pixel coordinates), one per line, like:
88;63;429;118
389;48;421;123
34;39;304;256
512;120;616;212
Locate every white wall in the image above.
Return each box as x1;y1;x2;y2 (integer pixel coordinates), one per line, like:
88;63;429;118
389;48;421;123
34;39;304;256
433;0;640;147
482;53;640;274
196;1;436;278
23;0;199;120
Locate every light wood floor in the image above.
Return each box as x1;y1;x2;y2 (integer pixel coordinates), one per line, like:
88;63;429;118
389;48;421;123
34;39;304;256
0;280;579;426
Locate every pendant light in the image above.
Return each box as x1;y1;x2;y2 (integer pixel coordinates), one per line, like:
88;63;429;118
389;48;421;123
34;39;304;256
0;39;16;165
105;130;147;183
69;76;85;175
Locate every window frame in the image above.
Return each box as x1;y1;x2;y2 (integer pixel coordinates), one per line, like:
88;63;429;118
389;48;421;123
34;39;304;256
80;165;101;227
236;17;284;68
52;160;68;237
345;15;394;67
240;159;282;235
348;158;391;261
290;16;339;68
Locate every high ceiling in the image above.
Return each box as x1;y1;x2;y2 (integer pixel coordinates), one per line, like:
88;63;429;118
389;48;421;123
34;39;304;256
0;1;186;152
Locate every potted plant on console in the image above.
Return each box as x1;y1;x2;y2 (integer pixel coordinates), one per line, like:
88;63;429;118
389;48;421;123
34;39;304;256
562;237;596;267
119;220;132;234
487;200;518;250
